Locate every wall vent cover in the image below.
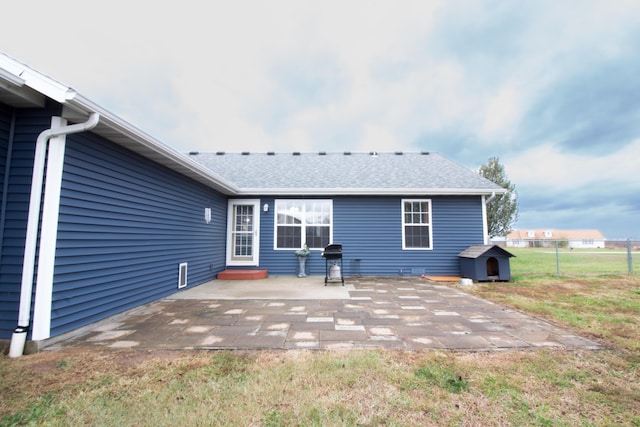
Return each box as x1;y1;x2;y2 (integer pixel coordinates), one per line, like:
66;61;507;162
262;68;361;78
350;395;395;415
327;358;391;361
178;263;188;289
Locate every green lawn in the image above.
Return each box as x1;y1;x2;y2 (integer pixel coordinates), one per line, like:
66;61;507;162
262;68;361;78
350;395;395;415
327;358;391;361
507;247;639;276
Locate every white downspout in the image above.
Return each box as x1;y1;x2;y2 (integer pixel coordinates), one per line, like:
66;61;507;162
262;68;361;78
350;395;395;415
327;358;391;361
9;112;99;358
482;191;496;245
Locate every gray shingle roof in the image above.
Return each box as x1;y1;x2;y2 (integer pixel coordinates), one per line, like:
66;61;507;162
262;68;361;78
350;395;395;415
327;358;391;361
188;151;506;196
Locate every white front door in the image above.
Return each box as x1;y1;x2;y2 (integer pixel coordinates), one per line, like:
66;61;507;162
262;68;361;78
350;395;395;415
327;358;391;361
227;199;260;266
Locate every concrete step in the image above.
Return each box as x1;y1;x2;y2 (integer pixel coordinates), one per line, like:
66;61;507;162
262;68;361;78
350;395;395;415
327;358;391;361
217;269;269;280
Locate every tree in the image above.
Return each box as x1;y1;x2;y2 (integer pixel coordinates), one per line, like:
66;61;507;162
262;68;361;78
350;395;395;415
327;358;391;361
479;157;519;238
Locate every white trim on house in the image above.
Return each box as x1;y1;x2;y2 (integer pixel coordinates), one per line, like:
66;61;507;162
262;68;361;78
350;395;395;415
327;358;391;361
226;199;261;266
482;194;489;244
32;117;67;340
238;187;506;196
272;199;333;251
401;199;433;250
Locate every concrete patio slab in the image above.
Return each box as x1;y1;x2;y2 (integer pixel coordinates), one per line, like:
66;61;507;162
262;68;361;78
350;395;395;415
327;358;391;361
171;276;350;300
48;276;601;352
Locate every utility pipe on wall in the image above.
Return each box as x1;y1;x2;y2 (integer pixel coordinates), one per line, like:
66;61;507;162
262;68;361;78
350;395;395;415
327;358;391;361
9;112;99;358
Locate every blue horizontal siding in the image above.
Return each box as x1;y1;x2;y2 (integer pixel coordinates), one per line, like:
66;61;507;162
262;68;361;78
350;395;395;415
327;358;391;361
0;103;62;339
256;196;484;276
0;104;11;338
0;104;9;194
49;131;227;337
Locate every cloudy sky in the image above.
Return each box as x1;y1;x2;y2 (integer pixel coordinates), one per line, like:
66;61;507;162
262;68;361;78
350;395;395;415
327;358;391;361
2;0;639;239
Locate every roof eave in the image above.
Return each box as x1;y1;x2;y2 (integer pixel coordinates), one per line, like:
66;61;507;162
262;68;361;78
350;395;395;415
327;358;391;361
235;187;507;196
0;66;46;107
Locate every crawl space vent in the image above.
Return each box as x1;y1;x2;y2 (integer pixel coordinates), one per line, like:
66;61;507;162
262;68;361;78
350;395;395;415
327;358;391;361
178;263;188;289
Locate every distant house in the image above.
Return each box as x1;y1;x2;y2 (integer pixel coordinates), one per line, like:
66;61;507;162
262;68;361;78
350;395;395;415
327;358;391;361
506;229;605;249
0;52;504;350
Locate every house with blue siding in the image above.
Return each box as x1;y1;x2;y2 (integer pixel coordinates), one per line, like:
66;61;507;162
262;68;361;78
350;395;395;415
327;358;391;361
189;152;504;278
0;52;504;354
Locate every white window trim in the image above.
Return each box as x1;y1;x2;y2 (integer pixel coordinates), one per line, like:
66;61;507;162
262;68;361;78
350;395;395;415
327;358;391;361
273;199;333;250
401;198;433;250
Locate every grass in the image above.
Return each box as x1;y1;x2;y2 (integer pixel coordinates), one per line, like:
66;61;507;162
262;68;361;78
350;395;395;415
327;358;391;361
507;247;639;275
473;248;640;352
2;347;638;426
1;252;640;425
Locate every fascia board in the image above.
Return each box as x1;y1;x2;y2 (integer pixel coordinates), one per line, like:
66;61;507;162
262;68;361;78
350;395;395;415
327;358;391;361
0;66;25;87
235;187;508;196
0;64;46;107
0;54;74;103
0;74;45;107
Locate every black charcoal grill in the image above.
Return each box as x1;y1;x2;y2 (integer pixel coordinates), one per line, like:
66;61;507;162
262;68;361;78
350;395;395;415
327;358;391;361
322;243;344;285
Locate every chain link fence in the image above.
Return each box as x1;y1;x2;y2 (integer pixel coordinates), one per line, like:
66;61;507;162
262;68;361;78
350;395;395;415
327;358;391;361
491;239;638;276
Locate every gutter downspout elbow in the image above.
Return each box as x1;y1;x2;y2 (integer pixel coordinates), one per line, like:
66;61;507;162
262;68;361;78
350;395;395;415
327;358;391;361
9;112;99;358
486;191;497;204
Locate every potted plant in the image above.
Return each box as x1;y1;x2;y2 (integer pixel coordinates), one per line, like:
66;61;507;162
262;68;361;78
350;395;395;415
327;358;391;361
294;244;310;277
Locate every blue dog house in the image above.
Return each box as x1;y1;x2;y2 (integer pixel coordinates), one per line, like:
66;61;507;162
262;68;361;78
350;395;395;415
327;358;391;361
458;245;515;282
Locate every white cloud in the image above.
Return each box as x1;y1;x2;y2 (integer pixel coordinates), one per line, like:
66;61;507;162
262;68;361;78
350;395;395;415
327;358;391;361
358;124;403;152
505;139;640;190
482;84;522;136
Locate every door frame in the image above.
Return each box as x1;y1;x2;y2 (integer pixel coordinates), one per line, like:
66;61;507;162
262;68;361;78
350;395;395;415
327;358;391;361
226;199;261;266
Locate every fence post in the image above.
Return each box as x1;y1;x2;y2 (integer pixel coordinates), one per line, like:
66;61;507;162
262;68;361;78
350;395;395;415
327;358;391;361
555;239;561;275
628;239;633;274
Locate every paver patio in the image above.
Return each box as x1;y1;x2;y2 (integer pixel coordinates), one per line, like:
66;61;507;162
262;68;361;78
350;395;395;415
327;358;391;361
49;277;600;351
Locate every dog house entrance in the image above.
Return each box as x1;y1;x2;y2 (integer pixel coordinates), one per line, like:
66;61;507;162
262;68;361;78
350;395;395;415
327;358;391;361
486;257;499;278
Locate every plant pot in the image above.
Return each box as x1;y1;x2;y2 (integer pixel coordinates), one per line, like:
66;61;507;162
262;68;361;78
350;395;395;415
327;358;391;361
296;255;308;277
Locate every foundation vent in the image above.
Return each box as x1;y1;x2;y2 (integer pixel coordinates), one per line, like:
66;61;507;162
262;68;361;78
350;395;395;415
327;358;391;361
178;263;188;289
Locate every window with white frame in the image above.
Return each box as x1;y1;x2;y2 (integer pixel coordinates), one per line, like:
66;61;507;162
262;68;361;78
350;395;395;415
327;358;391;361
402;199;432;249
275;200;332;249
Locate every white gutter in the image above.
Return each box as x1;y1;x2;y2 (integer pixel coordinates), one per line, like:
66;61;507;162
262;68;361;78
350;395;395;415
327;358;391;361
236;187;507;196
482;191;496;244
0;66;26;87
485;191;497;204
0;52;75;103
9;112;99;358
